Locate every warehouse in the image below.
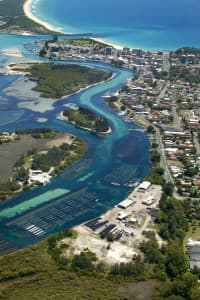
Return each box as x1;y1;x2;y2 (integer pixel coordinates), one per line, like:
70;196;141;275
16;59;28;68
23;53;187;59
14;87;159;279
138;181;151;191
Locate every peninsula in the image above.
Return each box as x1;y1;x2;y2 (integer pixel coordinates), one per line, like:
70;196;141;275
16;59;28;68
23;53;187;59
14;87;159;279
0;129;87;201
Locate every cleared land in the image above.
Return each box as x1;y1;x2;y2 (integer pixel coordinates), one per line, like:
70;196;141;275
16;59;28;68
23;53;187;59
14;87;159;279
62;225;137;265
119;280;157;300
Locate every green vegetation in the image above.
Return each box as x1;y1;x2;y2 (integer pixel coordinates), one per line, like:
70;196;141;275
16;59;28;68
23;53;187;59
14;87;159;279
170;67;200;83
152;69;169;80
147;125;156;134
16;128;57;139
175;47;200;56
0;180;20;200
13;136;87;180
58;38;108;48
1;174;199;300
63;107;110;134
0;0;54;34
0;129;87;201
140;189;200;299
156;195;189;241
0;230;149;300
23;63;112;99
147;167;165;186
109;257;145;279
142;129;200;299
175;154;200;198
31;138;87;173
104;95;120;110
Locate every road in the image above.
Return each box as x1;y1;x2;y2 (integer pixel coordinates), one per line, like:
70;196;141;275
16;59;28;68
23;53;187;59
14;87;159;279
163;51;170;73
194;132;200;156
172;106;181;129
134;116;174;184
156;81;170;105
155;51;170;105
132;116;188;200
155;127;174;184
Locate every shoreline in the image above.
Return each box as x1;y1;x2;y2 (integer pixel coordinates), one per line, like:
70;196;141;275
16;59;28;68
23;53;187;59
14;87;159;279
23;0;67;34
58;112;112;135
23;0;123;50
0;132;77;200
7;61;116;100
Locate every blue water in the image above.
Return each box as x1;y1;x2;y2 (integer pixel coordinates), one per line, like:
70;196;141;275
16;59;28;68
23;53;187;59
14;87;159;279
0;36;151;250
32;0;200;50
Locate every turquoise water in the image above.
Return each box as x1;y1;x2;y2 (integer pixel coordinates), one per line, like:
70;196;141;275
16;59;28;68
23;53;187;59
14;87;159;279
32;0;200;49
0;39;151;249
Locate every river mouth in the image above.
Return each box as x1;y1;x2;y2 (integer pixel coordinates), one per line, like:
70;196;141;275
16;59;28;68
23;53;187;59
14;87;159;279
0;39;151;252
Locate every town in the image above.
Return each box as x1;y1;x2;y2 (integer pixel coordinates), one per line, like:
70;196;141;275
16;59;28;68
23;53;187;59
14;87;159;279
22;36;200;269
32;37;200;200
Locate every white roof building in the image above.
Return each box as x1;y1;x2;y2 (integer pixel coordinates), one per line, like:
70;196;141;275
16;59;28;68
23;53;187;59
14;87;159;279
138;181;151;191
118;199;133;209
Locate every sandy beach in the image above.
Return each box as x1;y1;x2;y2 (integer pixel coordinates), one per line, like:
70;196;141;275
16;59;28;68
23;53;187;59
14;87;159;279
58;112;112;135
46;133;73;147
91;37;123;50
23;0;123;50
1;48;23;57
23;0;66;33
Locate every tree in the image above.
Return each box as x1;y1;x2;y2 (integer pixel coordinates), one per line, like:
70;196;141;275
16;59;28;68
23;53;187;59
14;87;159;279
95;117;109;133
39;48;47;57
140;238;163;265
163;183;174;196
156;197;189;241
154;167;164;176
147;125;155;134
71;251;97;271
14;167;29;182
165;241;188;277
190;287;200;300
151;150;160;163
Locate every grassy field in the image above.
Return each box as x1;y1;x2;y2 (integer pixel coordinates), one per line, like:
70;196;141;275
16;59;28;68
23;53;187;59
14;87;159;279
57;38;108;47
0;0;53;34
184;221;200;245
18;63;112;99
179;109;193;118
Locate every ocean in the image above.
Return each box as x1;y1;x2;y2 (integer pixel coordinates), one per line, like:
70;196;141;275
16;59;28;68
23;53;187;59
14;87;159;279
31;0;200;50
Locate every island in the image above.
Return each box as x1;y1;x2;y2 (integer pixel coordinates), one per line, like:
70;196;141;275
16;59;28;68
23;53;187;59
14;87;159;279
10;63;113;99
61;107;111;135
